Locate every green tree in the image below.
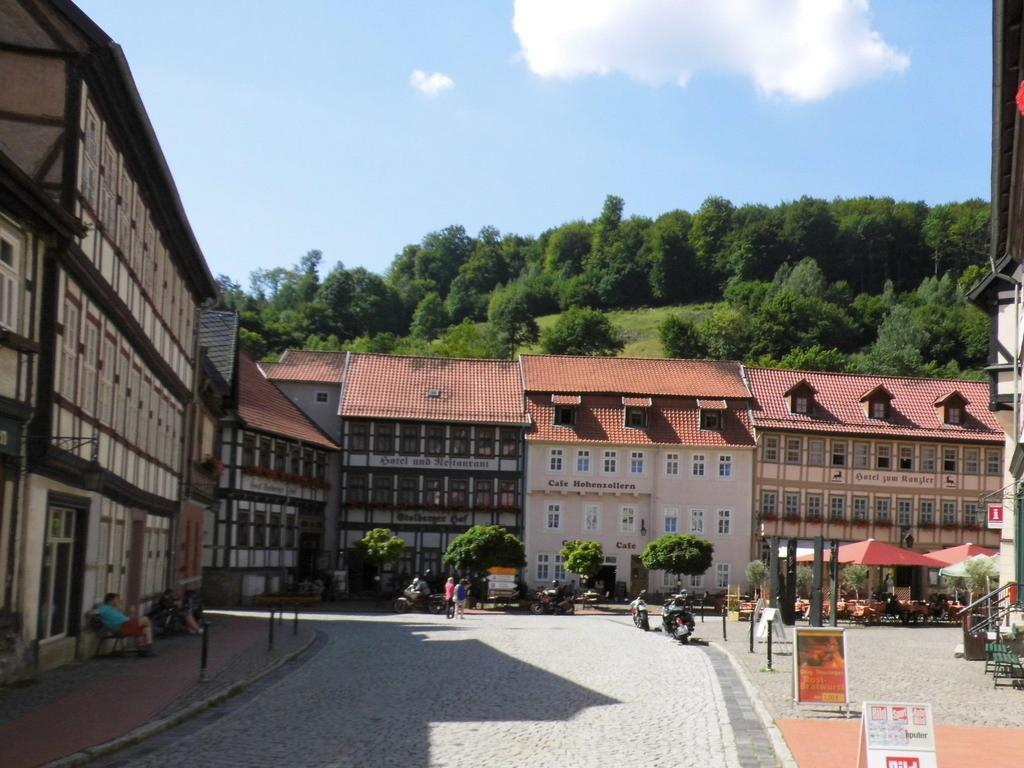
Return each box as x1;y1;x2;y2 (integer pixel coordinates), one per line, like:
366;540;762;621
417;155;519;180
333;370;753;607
432;320;504;359
696;306;753;360
854;305;927;376
640;534;714;583
659;314;706;359
963;556;999;599
540;307;624;356
488;284;539;351
410;292;450;340
841;564;869;599
443;525;526;575
542;221;592;278
795;564;814;598
690;195;735;282
745;560;768;595
560;540;604;584
359;528;406;594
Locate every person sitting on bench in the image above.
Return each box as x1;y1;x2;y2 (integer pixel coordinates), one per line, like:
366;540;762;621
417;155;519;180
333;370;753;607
97;592;156;657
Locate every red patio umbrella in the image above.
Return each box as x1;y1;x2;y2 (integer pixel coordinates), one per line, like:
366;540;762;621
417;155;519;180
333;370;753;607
923;543;998;567
795;538;945;567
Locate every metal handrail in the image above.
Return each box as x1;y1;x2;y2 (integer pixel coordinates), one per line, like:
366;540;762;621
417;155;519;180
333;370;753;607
956;582;1013;616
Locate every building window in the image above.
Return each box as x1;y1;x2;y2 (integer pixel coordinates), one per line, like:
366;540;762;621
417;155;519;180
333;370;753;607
853;442;870;469
946;406;962;425
269;512;282;547
716;563;730;589
629;451;645;475
808;439;825;466
349;422;368;452
664;570;681;589
554;554;567;582
807;494;822;521
785;438;801;464
253;512;266;547
475;427;494;458
784;492;800;519
664;508;678;533
259;437;272;469
665;453;679;476
420;478;441;507
692;454;705;477
625;407;648;428
398;476;417;505
546;504;561;530
941;501;957;526
242;435;255;466
761;491;777;517
500;430;518;457
919;499;934;526
576;450;591;473
898;445;913;471
372;475;393;505
449;478;468;507
897;499;912;527
498;480;517;507
718;455;732;478
374;424;395;454
870;400;887;419
81;320;99;414
828;496;844;521
290;448;301;476
875;497;890;523
554;406;576;426
915;446;934;473
830;441;846;467
400;424;420;454
987;449;1002;476
549;448;564;473
426;426;445;455
700;410;722;430
690;508;705;533
274;442;286;472
603;450;618;474
792;395;809;414
584;504;600;532
236;511;250;547
964;448;979;475
38;506;79;640
315;391;329;403
690;573;704;589
964;503;980;527
942;447;957;473
620;506;636;533
717;509;731;535
473;478;492;508
0;233;20;331
536;553;550;581
451;427;470;456
852;496;868;521
764;436;779;463
875;445;891;470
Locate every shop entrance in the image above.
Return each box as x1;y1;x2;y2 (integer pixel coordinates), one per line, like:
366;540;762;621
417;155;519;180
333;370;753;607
594;564;617;599
628;555;648;598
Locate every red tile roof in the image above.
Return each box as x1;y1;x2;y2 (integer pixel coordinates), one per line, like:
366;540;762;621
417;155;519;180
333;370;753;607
521;355;751;397
340;354;528;425
527;394;755;447
697;399;727;409
261;350;346;384
745;367;1004;443
237;351;338;449
552;394;582;405
622;396;652;407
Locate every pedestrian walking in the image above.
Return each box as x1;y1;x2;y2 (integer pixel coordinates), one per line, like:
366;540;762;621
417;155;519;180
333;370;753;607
454;579;468;619
444;577;456;619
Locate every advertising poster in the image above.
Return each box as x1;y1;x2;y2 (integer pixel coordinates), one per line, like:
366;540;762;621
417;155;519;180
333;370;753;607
793;627;849;707
856;701;937;768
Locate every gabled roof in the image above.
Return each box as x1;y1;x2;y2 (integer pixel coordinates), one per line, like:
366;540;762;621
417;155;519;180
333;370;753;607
527;394;755;447
520;355;750;398
552;394;582;405
340;354;528;425
237;350;337;449
783;379;818;397
746;367;1004;442
262;350;346;385
198;310;238;390
697;398;727;410
859;384;894;403
933;390;969;407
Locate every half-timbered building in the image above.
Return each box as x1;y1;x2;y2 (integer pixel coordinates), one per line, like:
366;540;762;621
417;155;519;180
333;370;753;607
0;0;218;669
338;354;528;593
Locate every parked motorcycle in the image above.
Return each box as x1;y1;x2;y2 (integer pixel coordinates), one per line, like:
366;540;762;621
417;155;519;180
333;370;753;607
393;581;446;614
530;588;575;615
630;590;650;631
661;593;696;643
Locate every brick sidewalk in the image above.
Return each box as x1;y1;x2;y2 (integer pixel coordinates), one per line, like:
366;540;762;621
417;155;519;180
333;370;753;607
0;612;315;768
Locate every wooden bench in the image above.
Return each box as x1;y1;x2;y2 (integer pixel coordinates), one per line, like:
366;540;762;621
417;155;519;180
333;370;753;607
985;642;1011;674
990;651;1023;688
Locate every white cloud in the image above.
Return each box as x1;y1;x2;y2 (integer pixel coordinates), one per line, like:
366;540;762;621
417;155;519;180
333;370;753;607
410;69;455;97
512;0;909;102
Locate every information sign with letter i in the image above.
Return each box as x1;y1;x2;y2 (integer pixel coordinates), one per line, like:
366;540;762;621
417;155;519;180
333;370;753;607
856;701;937;768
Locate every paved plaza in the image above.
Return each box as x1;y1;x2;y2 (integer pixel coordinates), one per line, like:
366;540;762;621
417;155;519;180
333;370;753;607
87;612;782;768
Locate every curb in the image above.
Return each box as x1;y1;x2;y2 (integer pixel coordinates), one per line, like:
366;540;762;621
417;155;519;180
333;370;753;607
709;639;799;768
40;631;319;768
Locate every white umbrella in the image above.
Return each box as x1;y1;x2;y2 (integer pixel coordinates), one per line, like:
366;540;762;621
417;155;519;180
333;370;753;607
938;553;998;579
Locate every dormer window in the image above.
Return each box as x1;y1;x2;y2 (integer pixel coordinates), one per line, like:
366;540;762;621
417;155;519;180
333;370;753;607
793;396;809;414
860;385;894;421
697;398;726;431
784;379;818;416
870;400;887;420
933;391;968;426
947;406;961;424
551;394;581;427
622;396;652;429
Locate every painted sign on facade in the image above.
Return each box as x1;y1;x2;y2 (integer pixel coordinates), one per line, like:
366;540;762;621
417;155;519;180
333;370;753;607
368;454;501;471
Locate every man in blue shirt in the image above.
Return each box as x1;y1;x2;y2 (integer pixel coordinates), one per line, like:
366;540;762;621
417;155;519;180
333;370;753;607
97;593;156;656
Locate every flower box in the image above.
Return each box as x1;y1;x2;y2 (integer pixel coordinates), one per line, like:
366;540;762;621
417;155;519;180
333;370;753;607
852;519;870;528
873;520;893;528
917;521;935;529
941;523;960;531
760;513;779;522
782;514;801;523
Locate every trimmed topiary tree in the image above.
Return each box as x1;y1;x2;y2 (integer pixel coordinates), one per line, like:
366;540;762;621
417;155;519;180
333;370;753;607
641;534;714;590
560;540;604;587
358;528;406;594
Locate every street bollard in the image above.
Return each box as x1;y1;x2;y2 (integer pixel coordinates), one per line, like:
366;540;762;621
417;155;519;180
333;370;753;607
278;602;284;625
767;621;773;670
293;607;299;636
749;610;755;653
722;605;727;640
199;621;210;682
268;608;275;651
700;599;705;623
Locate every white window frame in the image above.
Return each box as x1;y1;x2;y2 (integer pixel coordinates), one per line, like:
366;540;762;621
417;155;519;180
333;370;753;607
536;553;550;581
584;503;601;532
548;448;564;473
763;436;779;463
964;448;979;475
554;554;567;582
0;227;20;332
629;450;645;475
665;452;679;476
603;450;618;474
921;446;936;473
690;508;704;534
690;573;704;589
785;438;801;464
853;442;870;469
692;453;706;477
718;454;733;479
761;491;777;516
545;503;561;530
576;449;591;473
619;506;636;533
716;563;730;589
663;507;679;533
986;449;1002;476
717;508;731;535
808;439;825;466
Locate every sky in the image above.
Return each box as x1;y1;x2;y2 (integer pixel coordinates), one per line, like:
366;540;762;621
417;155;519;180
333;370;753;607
72;1;992;285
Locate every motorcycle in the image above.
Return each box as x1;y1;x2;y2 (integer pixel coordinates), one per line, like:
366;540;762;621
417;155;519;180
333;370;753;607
630;590;650;631
393;583;446;614
661;593;696;643
148;590;203;636
530;588;575;615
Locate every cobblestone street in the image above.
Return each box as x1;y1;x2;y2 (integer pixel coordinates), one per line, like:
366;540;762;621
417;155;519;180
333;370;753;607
90;613;781;768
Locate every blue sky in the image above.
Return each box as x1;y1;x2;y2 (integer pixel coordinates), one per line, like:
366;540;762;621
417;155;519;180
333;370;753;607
73;1;991;285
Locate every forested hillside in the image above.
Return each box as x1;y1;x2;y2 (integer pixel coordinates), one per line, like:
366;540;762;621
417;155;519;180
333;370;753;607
216;194;992;378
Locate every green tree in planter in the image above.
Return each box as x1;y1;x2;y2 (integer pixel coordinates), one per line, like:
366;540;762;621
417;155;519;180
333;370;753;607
641;534;714;589
795;564;814;598
841;564;869;599
443;525;526;575
745;560;767;597
963;556;999;600
358;528;405;594
560;540;604;587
